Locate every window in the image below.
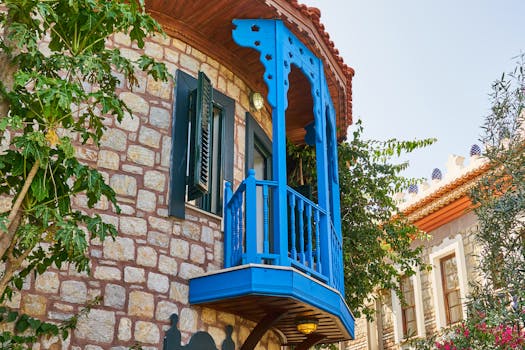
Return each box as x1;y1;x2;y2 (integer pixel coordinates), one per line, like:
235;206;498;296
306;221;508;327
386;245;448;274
169;70;234;219
245;113;272;253
400;276;417;338
391;271;425;343
429;234;469;330
440;254;463;325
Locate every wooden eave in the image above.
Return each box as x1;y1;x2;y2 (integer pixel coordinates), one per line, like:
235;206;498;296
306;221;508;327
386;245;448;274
403;162;491;232
145;0;353;141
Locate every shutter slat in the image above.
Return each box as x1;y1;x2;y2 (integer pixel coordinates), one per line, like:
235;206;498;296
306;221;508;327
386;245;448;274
188;72;213;201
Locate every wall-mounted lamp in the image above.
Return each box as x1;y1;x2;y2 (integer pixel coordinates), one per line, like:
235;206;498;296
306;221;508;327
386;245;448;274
250;92;264;111
296;318;318;335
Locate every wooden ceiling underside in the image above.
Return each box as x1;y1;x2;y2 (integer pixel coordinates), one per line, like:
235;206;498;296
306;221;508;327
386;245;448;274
145;0;349;142
199;294;351;345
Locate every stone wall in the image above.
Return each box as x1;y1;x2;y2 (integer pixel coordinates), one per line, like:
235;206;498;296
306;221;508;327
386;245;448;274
346;212;481;350
2;31;280;350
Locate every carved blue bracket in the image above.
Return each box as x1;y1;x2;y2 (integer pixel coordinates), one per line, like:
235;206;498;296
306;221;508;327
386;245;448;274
233;19;335;144
163;314;235;350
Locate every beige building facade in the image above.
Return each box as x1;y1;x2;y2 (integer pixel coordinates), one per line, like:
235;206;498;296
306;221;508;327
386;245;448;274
348;149;489;350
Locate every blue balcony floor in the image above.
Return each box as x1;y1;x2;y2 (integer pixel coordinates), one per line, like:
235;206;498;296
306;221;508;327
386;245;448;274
189;264;354;345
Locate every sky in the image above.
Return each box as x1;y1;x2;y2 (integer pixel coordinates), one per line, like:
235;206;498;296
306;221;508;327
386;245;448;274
300;0;525;180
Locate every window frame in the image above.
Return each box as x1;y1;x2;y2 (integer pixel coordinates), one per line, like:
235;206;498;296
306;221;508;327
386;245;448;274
440;253;464;326
391;270;425;343
245;112;272;179
429;234;469;330
400;276;417;338
169;70;234;219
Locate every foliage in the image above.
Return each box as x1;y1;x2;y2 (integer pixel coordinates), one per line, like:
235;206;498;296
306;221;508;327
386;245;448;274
288;120;435;320
338;121;434;319
0;0;168;347
411;55;525;349
470;54;525;291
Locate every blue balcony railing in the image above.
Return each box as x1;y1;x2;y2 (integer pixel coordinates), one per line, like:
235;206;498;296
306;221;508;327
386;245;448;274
223;169;344;294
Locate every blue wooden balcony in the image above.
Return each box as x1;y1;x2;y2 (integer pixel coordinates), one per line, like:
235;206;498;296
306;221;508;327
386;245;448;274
223;170;344;294
190;170;353;346
189;18;354;348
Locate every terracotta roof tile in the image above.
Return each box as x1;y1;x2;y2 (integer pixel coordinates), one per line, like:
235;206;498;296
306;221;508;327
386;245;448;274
288;1;355;131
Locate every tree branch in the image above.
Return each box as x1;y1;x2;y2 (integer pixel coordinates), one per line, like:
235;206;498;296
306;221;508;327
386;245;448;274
6;159;39;230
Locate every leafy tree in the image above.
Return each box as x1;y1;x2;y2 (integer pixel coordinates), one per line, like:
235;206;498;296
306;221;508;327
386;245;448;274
288;120;435;320
338;121;434;319
412;55;525;350
0;0;168;346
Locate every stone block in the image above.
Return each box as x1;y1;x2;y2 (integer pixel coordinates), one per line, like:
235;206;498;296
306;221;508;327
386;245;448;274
155;300;178;321
21;294;46;316
158;255;178;275
165;48;179;64
201;226;214;245
116;112;140;132
148;216;172;233
100;128;127;151
60;280;87;304
110;174;137;197
179;262;204;279
182;221;201;241
180;54;199;73
114;32;131;46
103;237;135;261
120;92;149;115
75;147;98;162
124;266;145;283
161;136;172;167
144;171;167;191
144;42;163;60
94;266;121;281
35;271;59;294
201;308;216;324
127;145;155;166
75;309;115;343
104;284;126;309
169;282;188;303
190;244;205;264
135;321;160;344
150;107;171;130
147;272;169;293
128;291;154;318
148;231;169;248
137;189;157;212
137;246;158;267
170;238;189;259
120;217;147;236
179;308;198;333
147;76;171;99
118;317;132;341
139;126;161;148
97;150;120;170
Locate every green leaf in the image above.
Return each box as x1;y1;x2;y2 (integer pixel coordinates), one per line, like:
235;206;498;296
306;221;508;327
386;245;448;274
7;311;18;322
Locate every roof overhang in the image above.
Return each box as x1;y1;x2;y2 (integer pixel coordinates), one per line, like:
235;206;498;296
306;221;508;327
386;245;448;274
145;0;353;141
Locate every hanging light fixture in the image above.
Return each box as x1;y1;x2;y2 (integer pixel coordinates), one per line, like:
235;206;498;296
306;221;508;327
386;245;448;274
250;91;264;111
296;318;318;335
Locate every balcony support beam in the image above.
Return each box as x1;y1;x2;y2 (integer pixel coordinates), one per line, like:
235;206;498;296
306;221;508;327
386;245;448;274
240;311;289;350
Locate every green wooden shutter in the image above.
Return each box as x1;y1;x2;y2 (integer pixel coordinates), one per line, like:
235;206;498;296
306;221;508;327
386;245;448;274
187;71;213;201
